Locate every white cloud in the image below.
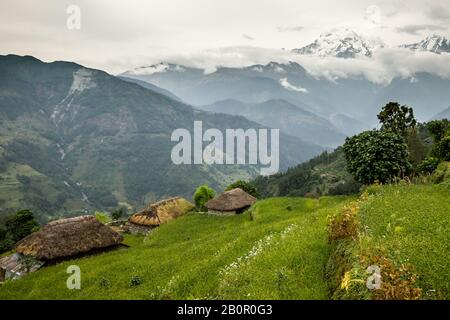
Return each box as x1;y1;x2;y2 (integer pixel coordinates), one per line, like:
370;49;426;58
364;5;381;27
276;26;304;32
129;63;170;75
295;48;450;84
396;24;447;35
138;46;295;74
242;34;255;41
279;78;308;93
1;0;450;77
131;45;450;84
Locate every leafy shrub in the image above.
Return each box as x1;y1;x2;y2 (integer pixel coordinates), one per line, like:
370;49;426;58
0;209;39;253
328;180;362;195
111;207;126;221
99;277;111;288
427;119;449;142
343;130;412;185
428;120;450;161
369;256;422;300
0;238;14;253
226;180;258;198
417;157;440;174
431;161;450;183
326;191;424;300
406;129;428;169
130;275;143;287
4;209;39;239
193;185;215;212
94;211;111;224
328;202;359;242
330;254;422;300
433;135;450;161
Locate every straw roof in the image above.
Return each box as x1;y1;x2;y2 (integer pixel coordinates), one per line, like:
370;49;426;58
129;197;195;227
205;188;257;212
15;215;123;261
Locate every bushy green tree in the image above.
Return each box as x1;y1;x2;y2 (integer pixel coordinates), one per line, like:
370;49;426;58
226;180;258;198
4;209;39;241
0;209;39;253
427;119;450;161
417;156;440;174
343;130;412;185
427;119;449;142
406;129;428;168
111;207;126;221
193;185;216;212
377;102;417;137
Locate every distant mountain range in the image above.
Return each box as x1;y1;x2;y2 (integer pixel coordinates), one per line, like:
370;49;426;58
0;55;321;221
430;106;450;120
292;28;385;58
118;76;182;101
3;32;448;220
121;58;450;136
292;29;450;58
401;34;450;54
199;99;346;147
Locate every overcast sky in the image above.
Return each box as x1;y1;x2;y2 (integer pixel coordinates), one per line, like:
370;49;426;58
1;0;450;74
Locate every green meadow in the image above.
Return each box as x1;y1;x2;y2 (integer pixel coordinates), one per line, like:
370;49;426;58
0;180;448;300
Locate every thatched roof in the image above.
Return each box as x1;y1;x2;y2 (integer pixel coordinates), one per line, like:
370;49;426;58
205;188;257;212
129;197;195;227
15;216;123;260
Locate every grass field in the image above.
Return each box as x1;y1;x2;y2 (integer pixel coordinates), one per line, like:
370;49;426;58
0;180;448;300
327;181;450;300
0;196;353;299
358;183;450;299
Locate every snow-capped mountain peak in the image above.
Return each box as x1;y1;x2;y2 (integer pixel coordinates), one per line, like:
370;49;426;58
126;62;186;75
401;34;450;54
243;61;306;74
292;28;384;58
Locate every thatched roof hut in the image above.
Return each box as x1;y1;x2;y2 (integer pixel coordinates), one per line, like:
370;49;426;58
128;197;194;228
15;215;123;261
205;188;256;214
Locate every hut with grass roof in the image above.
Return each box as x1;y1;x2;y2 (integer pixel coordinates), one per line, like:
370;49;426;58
205;188;257;215
125;197;194;234
15;215;123;261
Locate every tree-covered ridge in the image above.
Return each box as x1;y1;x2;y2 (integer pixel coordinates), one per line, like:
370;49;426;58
0;55;322;222
253;147;361;198
253;103;446;198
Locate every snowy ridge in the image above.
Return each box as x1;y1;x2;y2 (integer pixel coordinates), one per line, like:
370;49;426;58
292;28;384;58
127;63;186;75
401;35;450;54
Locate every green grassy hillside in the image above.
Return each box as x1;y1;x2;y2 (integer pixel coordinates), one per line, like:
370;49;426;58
0;196;352;299
327;179;450;300
0;178;448;300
